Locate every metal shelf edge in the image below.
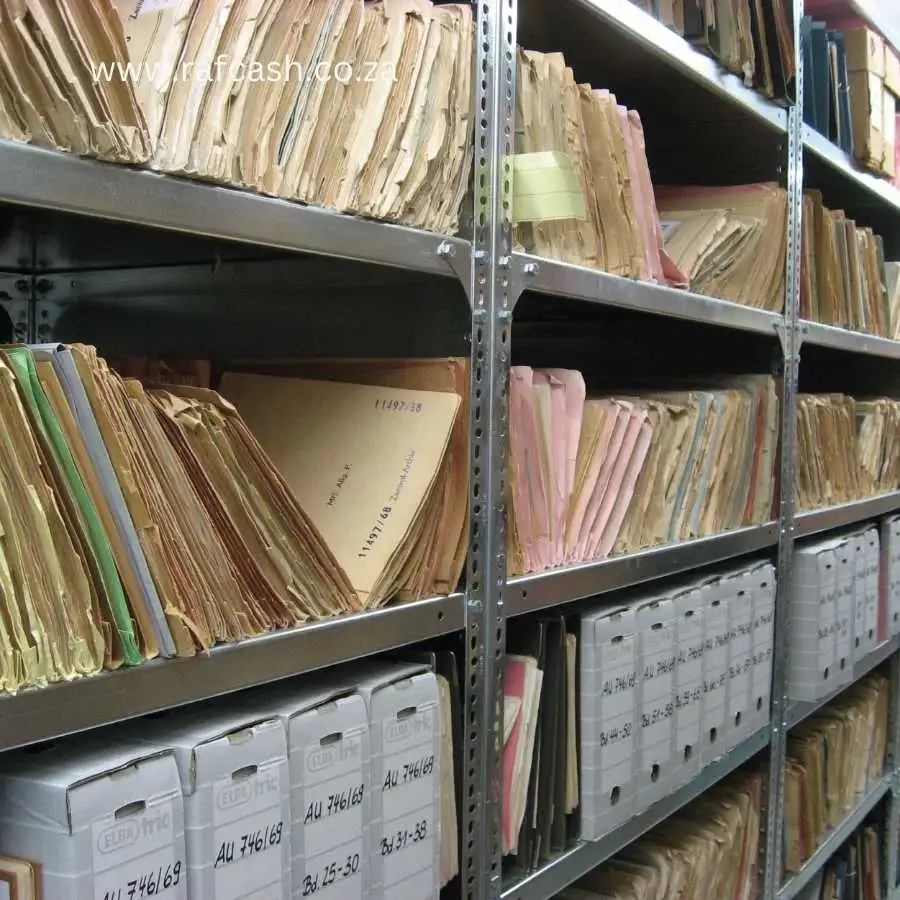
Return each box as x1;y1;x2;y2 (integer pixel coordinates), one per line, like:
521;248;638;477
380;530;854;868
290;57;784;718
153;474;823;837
507;523;779;616
0;593;464;752
804;125;900;217
801;320;900;360
518;253;783;336
0;140;469;278
568;0;787;132
795;493;900;537
786;635;900;729
501;725;771;900
777;775;892;900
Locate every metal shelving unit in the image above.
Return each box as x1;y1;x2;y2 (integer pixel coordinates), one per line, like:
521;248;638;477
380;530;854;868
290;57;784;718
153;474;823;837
0;1;899;900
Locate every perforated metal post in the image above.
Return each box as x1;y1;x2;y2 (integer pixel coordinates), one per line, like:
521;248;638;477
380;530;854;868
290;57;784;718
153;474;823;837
762;10;804;896
462;3;516;900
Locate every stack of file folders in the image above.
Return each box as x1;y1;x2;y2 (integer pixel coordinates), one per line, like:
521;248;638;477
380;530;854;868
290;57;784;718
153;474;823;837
0;344;467;695
508;368;778;576
796;394;900;511
579;562;775;843
513;48;787;312
795;818;885;900
502;616;579;868
801;191;890;335
629;0;795;101
558;768;764;900
785;529;883;704
784;673;889;874
801;18;855;156
0;0;474;235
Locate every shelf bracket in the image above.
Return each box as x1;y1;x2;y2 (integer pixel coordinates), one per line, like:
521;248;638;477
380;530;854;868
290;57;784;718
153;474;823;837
437;240;473;296
0;273;31;343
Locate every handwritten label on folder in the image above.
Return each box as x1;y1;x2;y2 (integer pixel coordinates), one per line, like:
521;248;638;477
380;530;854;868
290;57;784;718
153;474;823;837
509;152;587;224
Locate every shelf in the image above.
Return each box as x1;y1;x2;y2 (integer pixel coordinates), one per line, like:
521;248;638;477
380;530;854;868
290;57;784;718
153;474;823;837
565;0;788;133
0;140;469;279
804;125;900;216
506;523;779;617
795;493;900;538
501;724;771;900
777;775;892;900
786;635;900;729
517;253;784;335
801;320;900;359
0;593;464;753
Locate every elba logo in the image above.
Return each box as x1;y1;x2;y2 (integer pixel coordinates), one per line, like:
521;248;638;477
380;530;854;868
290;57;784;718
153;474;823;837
97;820;139;855
385;715;431;744
216;780;252;812
306;740;360;773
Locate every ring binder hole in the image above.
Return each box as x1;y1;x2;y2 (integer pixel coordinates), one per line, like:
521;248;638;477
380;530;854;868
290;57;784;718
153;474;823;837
611;635;624;644
709;727;718;744
610;787;620;806
685;610;694;618
840;657;846;670
651;623;663;631
734;711;742;727
824;666;830;679
757;697;763;711
856;637;861;648
869;629;875;639
397;706;418;721
684;745;692;761
321;732;343;747
115;801;146;819
650;764;660;782
232;765;257;781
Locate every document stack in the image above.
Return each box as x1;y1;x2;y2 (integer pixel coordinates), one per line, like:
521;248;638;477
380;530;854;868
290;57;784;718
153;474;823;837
508;368;778;576
0;0;475;234
503;616;579;867
801;16;900;178
512;49;788;312
794;819;885;900
796;394;900;511
630;0;795;101
657;184;789;311
0;343;465;695
558;768;764;900
801;191;891;335
578;562;774;842
0;657;456;900
784;673;889;874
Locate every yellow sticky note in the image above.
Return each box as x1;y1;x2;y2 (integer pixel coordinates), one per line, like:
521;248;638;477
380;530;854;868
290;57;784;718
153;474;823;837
509;151;586;223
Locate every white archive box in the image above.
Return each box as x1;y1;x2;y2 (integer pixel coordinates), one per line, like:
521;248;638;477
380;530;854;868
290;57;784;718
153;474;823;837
832;538;856;686
723;566;754;754
863;527;881;654
852;529;878;662
579;603;639;841
700;573;731;766
670;583;705;789
0;738;187;900
885;516;900;637
748;562;776;737
634;592;677;812
104;706;292;900
342;661;440;900
787;542;838;702
232;680;369;900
